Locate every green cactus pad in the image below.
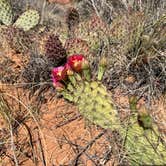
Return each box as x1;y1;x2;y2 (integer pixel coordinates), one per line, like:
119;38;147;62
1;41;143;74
0;0;13;25
62;75;121;131
14;9;40;31
119;98;166;165
121;114;166;165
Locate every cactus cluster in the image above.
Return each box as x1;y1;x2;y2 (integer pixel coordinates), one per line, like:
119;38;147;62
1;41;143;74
51;54;166;165
0;0;39;30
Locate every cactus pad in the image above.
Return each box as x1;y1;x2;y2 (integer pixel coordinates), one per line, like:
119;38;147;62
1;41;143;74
122;113;166;165
0;0;13;25
63;78;121;131
14;9;40;31
121;98;166;165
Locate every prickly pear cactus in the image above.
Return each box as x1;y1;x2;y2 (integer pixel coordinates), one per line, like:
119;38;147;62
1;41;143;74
0;0;13;25
52;55;121;131
121;98;166;165
123;118;166;165
14;9;40;31
52;55;166;165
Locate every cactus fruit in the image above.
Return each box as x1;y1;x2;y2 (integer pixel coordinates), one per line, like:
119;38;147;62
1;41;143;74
52;55;166;165
0;0;13;25
14;9;40;31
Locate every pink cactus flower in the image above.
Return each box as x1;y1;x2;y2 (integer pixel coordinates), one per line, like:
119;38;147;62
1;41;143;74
67;54;86;72
52;66;67;90
52;66;67;82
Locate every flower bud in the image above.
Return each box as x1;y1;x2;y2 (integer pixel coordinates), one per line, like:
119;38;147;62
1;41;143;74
64;63;74;76
99;57;107;68
67;54;86;72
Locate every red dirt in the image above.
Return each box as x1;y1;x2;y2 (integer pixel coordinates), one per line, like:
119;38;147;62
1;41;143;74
0;83;115;165
1;82;165;165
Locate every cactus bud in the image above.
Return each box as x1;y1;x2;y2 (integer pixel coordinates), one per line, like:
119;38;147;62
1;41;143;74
67;54;86;72
129;95;138;111
97;57;107;81
82;59;91;81
138;106;152;129
64;63;73;76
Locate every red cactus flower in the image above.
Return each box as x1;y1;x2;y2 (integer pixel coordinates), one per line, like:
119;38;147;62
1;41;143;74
52;66;67;82
67;54;86;72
